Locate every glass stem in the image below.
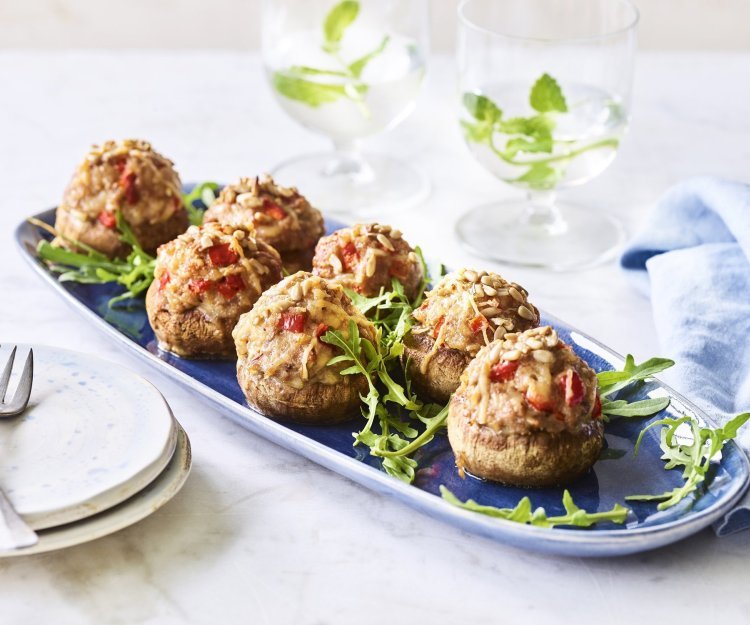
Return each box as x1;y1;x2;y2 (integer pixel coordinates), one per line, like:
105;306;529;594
523;190;568;236
322;140;374;184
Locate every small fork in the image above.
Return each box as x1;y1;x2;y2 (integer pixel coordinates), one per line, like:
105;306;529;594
0;345;37;550
0;346;33;417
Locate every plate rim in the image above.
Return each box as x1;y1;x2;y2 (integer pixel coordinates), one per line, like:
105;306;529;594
15;209;750;556
0;421;191;557
0;342;179;530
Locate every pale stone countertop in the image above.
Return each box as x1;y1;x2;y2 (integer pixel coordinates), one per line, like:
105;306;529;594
0;51;749;624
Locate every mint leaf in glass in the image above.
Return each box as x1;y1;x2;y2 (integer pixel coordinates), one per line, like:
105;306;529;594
529;73;568;113
323;0;360;53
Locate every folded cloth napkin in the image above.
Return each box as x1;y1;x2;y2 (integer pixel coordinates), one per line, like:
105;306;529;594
621;176;750;535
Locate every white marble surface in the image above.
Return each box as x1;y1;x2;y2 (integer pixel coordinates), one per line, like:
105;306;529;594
1;51;750;624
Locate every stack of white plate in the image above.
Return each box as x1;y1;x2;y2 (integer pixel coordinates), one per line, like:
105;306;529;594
0;345;191;556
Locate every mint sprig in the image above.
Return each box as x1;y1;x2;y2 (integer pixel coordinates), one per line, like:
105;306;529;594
627;412;750;510
440;486;629;528
323;0;359;53
461;72;619;190
272;1;390;117
529;73;568;113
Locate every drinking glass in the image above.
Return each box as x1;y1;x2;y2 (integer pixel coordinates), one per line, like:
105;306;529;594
456;0;638;269
262;0;430;216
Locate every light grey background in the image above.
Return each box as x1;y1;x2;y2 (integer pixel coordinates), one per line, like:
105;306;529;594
1;0;748;50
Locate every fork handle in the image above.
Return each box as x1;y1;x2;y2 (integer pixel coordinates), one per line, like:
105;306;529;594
0;489;38;550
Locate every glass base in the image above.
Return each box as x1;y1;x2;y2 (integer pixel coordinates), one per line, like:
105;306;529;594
455;199;625;270
270;151;430;219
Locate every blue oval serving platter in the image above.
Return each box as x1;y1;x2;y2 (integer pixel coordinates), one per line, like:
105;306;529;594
15;207;750;557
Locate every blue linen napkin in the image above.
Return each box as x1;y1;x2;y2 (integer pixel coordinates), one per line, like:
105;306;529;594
621;176;750;535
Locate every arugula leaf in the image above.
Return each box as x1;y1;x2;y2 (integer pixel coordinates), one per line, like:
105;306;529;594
35;210;156;307
182;181;219;226
600;396;671;419
325;275;447;483
529;73;568;113
597;355;675;398
348;35;390;78
272;73;349;107
323;0;360;53
627;412;750;510
440;486;629;528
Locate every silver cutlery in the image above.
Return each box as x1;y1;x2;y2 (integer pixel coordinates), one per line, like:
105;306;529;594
0;346;33;417
0;345;37;550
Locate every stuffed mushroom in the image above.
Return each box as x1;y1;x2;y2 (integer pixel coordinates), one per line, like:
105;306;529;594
54;139;187;258
203;175;325;273
448;326;603;487
146;222;282;358
233;272;376;424
403;268;540;403
312;223;423;301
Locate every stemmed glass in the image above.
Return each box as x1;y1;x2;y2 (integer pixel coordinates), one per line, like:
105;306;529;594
262;0;430;216
456;0;638;270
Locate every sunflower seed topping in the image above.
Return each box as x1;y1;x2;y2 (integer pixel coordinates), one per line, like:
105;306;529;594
508;287;525;303
365;253;377;277
329;253;343;273
533;350;554;363
517;305;536;321
526;338;544;350
376;233;395;252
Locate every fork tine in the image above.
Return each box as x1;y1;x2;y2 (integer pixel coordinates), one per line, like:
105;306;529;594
8;349;33;413
0;346;17;403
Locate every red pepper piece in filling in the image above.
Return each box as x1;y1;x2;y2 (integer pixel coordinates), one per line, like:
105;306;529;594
158;271;171;291
189;278;212;295
341;241;359;272
208;243;240;267
526;391;555;413
560;369;585;407
262;200;287;221
119;170;139;204
97;210;117;229
470;315;489;334
593;394;602;419
216;274;245;299
432;315;446;339
111;156;127;175
278;310;308;332
489;360;519;383
314;323;329;338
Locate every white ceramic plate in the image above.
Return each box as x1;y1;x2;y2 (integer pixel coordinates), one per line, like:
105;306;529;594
0;344;177;530
0;424;191;557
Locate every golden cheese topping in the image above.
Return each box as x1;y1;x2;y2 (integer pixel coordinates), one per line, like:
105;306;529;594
204;175;324;254
153;222;282;318
412;268;540;365
457;326;600;435
59;139;183;227
233;272;376;389
312;223;423;300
